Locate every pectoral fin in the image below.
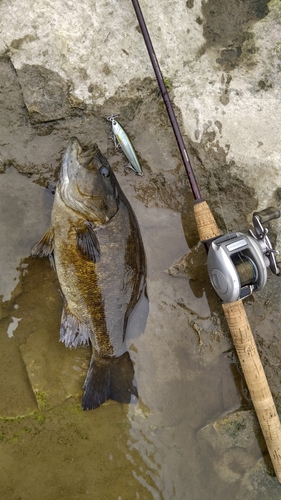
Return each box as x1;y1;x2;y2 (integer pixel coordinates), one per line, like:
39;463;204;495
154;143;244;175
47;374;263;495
76;221;100;262
31;227;54;258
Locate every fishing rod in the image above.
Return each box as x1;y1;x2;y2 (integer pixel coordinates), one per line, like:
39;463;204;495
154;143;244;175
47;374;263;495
131;0;281;482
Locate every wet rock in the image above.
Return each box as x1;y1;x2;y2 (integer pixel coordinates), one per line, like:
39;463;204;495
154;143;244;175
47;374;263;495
201;0;269;69
0;167;51;301
168;243;208;280
198;408;281;497
0;37;7;56
198;410;268;482
0;0;281;224
0;329;38;417
240;457;281;499
0;56;29;136
17;64;85;124
11;254;92;410
20;329;91;410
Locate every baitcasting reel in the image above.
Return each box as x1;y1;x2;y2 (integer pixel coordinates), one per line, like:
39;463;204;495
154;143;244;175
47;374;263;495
207;207;280;303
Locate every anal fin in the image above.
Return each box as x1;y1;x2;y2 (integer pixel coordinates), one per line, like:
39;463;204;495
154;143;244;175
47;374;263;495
60;305;91;348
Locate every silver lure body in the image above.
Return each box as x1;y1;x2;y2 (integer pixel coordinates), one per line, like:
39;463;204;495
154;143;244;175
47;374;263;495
109;118;143;176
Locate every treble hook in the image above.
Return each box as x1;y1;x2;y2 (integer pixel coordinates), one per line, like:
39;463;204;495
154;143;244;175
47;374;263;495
107;114;119;122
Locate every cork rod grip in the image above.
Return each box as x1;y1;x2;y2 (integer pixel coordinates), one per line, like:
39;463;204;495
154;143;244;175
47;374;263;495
193;200;221;241
222;300;281;482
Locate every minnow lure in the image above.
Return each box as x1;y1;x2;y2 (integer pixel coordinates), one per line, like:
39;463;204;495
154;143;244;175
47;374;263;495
107;115;143;176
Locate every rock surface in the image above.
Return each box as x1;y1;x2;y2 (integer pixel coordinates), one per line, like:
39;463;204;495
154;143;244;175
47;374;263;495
1;0;281;227
1;0;281;498
198;410;281;499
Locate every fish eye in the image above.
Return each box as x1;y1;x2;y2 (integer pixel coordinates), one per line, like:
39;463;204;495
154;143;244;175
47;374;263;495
99;166;110;178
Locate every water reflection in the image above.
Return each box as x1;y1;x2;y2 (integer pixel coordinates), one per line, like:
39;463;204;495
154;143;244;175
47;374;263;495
0;166;51;301
7;316;22;338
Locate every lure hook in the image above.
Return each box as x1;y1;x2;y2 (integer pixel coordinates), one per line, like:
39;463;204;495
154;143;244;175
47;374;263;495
107;114;119;122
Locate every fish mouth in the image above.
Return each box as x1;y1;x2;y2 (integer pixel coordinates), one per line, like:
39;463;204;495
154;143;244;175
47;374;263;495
63;137;97;173
79;144;98;168
66;136;83;160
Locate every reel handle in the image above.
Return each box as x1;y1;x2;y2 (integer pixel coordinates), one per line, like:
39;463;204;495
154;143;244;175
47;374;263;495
223;300;281;482
253;207;281;225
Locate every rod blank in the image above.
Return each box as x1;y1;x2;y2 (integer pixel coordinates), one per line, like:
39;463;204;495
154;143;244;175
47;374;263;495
131;0;201;200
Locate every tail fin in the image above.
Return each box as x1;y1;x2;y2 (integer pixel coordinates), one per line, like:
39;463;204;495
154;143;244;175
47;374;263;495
82;351;138;410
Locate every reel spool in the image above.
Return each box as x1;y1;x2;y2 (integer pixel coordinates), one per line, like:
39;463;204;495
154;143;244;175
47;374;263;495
207;207;280;303
235;256;257;286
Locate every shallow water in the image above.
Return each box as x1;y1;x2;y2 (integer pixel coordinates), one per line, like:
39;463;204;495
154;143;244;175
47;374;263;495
1;162;279;500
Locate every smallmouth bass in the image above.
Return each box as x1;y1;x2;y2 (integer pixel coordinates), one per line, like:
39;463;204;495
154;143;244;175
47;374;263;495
32;138;146;410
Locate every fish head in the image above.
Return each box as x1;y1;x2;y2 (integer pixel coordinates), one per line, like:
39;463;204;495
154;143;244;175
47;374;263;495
59;137;119;224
